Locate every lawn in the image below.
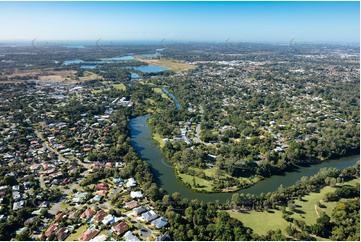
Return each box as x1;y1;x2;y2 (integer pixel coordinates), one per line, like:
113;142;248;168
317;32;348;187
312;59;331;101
228;179;359;235
291;178;359;225
152;133;165;148
113;83;126;91
291;186;336;225
227;209;290;235
91;88;110;94
196;166;230;180
153;87;172;102
81;71;103;82
178;173;214;192
66;224;88;241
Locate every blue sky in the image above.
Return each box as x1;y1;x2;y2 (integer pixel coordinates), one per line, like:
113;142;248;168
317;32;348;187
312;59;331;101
0;1;359;43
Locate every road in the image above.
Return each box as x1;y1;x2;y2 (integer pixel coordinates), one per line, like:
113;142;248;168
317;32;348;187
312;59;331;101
39;175;46;189
195;123;201;143
194;123;211;146
193;105;211;145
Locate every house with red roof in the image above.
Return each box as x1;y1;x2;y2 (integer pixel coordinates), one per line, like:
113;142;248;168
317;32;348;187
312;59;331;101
95;183;108;190
45;223;58;238
78;228;99;241
80;208;95;220
111;221;129;235
92;210;108;223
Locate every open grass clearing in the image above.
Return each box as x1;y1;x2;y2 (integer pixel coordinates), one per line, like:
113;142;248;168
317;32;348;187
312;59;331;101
291;186;336;225
195;166;230;180
228;179;359;236
138;58;196;72
291;178;359;225
153;87;172;102
178;173;214;192
152;133;165;148
91;88;110;94
113;83;126;91
227;209;290;235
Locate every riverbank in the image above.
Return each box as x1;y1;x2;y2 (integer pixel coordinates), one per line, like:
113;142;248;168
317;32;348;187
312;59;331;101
130;115;360;203
146;116;265;194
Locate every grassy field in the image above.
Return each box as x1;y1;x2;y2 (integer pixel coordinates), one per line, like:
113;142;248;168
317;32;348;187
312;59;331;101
178;173;214;192
139;58;196;72
153;87;172;102
91;88;110;94
152;133;165;148
291;186;337;225
291;179;359;225
66;224;88;241
228;179;359;236
194;166;231;180
113;83;126;91
81;71;103;82
228;209;290;235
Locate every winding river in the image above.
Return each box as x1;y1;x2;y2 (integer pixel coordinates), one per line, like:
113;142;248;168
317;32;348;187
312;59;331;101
161;88;181;110
130;115;360;203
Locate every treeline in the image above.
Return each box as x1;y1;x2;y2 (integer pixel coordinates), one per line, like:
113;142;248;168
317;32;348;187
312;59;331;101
147;163;360;241
227;163;359;211
152;194;253;241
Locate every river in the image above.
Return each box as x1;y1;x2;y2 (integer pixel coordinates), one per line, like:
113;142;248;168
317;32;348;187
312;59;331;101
161;88;181;110
129;115;359;203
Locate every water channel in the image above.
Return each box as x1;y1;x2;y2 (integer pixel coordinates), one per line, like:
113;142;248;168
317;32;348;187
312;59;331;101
130;115;359;203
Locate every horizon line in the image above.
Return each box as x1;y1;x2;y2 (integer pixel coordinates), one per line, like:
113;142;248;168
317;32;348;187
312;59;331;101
0;39;360;45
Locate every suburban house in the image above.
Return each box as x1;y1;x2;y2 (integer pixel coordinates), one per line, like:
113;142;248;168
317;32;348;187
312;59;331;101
92;194;103;203
80;208;95;220
56;227;69;240
102;214;115;225
73;192;89;203
155;234;172;241
90;234;108;241
54;212;67;222
78;228;100;241
111;221;129;235
95;183;109;190
92;210;108;223
152;217;168;229
124;231;140;241
130;191;143;199
126;178;136;188
124;200;138;209
44;223;58;238
141;210;158;222
133;206;147;216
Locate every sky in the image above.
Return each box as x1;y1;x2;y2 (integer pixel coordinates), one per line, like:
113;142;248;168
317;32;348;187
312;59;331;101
0;1;359;43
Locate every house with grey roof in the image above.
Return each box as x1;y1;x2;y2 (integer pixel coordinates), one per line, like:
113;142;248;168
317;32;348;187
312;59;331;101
133;206;147;216
151;217;168;229
141;210;158;222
